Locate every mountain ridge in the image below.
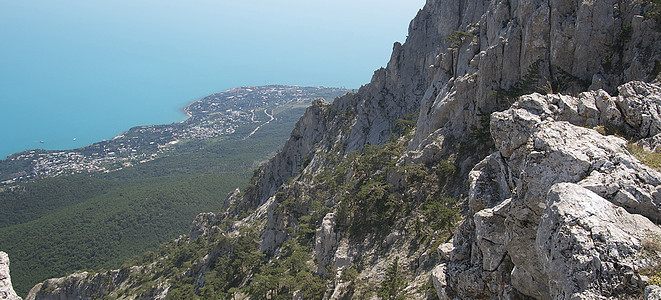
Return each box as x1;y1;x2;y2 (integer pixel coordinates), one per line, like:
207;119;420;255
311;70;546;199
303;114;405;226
10;0;661;299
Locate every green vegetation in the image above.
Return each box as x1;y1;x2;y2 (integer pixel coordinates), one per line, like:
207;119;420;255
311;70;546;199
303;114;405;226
646;0;661;28
443;30;474;48
489;60;545;101
3;94;461;299
0;176;116;228
627;143;661;171
489;59;590;103
469;114;492;146
103;114;461;299
602;24;632;73
640;233;661;286
101;223;327;300
0;172;248;296
394;112;417;136
247;239;327;299
378;257;406;300
323;138;459;240
651;60;661;80
0;98;313;297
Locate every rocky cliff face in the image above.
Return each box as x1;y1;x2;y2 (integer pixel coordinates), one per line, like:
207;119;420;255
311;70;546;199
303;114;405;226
409;0;661;165
22;0;661;299
0;252;21;300
443;81;661;299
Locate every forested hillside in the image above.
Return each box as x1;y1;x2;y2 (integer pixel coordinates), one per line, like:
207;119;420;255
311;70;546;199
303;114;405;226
0;87;348;296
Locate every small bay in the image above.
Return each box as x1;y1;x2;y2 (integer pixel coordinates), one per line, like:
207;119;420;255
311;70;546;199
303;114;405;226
0;0;424;158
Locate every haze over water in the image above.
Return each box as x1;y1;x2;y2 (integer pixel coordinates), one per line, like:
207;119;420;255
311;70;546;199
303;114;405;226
0;0;424;158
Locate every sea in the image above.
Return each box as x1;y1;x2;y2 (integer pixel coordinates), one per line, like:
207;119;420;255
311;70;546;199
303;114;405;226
0;0;424;159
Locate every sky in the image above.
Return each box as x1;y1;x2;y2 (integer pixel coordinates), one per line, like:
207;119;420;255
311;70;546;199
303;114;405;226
0;0;426;157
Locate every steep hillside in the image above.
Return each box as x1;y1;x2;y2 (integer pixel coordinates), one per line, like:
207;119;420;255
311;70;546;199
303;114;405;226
16;0;661;299
0;87;347;297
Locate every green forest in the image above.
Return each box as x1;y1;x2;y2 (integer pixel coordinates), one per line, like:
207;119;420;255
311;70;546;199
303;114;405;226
68;115;461;299
0;103;311;296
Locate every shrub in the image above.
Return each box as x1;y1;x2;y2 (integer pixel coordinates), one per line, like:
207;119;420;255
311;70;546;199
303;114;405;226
378;257;406;300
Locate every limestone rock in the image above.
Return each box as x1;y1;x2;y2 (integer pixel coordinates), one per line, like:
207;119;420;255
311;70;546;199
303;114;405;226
260;194;288;253
647;285;661;300
190;212;221;241
333;239;352;270
26;268;146;300
637;133;661;153
617;82;661;138
436;243;454;262
430;264;449;300
468;152;513;214
473;199;510;272
411;0;661;155
447;81;661;299
0;252;20;300
315;213;338;273
538;183;661;299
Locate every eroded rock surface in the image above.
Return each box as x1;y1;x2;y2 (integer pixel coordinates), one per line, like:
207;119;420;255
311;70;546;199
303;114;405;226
446;82;661;299
0;252;21;300
539;183;661;299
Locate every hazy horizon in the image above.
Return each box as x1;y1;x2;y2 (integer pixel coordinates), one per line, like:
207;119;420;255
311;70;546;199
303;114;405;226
0;0;425;158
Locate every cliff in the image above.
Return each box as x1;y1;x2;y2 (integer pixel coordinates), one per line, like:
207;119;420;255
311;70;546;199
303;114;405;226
444;81;661;299
21;0;661;299
0;252;21;300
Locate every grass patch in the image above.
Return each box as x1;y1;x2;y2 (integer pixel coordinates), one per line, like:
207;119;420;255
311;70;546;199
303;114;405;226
640;233;661;285
627;144;661;171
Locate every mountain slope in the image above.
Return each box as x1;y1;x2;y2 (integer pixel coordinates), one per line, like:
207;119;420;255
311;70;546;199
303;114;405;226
0;87;348;297
18;0;661;299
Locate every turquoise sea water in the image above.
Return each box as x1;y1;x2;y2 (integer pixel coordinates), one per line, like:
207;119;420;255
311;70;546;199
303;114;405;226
0;0;424;158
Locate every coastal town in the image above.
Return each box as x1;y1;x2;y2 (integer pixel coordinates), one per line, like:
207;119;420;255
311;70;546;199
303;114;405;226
0;86;350;186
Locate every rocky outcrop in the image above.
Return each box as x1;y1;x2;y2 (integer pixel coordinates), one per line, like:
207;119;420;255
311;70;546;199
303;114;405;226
539;183;660;299
0;252;20;300
410;0;661;165
314;213;338;274
24;266;169;300
446;82;661;299
647;285;661;300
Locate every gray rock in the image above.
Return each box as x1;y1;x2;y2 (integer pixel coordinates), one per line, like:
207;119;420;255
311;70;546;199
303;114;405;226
260;194;288;253
538;183;661;299
411;0;661;155
190;212;220;241
314;213;338;273
474;199;510;272
636;133;661;153
430;264;449;300
616;82;661;138
468;152;513;214
448;81;661;299
26;268;148;300
647;285;661;300
0;252;21;300
436;243;454;262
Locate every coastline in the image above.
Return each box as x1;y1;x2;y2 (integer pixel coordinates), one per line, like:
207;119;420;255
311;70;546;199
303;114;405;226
0;85;351;185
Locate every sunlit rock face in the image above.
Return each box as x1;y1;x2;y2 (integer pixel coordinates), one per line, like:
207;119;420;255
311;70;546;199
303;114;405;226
0;252;21;300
